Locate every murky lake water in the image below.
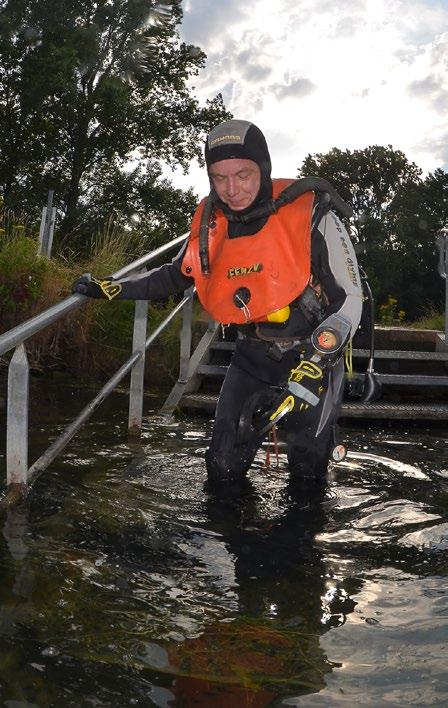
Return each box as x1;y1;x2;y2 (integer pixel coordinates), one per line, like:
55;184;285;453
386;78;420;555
0;380;448;706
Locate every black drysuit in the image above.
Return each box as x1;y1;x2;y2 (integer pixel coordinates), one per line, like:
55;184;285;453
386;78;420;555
111;202;363;484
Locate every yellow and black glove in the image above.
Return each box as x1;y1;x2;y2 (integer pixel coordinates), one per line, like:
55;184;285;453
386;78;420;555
286;358;325;411
72;273;122;301
254;358;325;438
237;358;325;444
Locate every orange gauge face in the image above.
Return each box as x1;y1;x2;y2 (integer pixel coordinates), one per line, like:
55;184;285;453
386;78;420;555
317;330;338;351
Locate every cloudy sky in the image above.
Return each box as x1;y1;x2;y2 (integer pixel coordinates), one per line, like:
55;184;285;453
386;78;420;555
168;0;448;197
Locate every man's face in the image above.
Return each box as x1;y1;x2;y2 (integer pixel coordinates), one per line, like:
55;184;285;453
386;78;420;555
208;158;261;211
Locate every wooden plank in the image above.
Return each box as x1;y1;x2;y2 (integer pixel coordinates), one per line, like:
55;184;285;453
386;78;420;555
340;402;448;420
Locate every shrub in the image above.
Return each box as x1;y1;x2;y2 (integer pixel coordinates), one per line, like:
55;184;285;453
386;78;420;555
378;295;406;326
0;237;49;331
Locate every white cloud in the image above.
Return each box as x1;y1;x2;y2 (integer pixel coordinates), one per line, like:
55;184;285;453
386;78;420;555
170;0;448;197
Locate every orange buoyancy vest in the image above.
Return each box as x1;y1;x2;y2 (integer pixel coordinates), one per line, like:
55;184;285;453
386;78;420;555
181;178;314;325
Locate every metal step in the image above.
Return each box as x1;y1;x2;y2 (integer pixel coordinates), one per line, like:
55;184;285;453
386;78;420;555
373;373;448;386
353;349;448;361
211;341;448;361
211;341;236;351
180;393;448;420
197;364;448;387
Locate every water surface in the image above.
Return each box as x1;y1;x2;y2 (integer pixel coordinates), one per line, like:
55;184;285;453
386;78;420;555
0;381;447;706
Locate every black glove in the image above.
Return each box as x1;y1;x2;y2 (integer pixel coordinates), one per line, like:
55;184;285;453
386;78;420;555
72;273;122;300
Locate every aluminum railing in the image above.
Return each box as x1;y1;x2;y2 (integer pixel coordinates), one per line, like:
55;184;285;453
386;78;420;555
0;233;191;506
437;229;448;348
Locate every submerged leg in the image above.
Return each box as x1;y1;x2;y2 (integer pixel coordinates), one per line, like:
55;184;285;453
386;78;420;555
283;359;345;495
205;363;267;483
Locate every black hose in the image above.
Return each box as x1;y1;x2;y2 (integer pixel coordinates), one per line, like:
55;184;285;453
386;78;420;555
199;177;353;273
229;176;353;224
199;193;214;274
359;267;382;403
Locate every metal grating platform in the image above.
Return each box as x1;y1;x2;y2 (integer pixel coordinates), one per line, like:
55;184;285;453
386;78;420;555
180;393;448;420
196;364;448;387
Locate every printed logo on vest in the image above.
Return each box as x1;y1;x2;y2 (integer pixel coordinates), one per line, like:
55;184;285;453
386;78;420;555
227;263;263;279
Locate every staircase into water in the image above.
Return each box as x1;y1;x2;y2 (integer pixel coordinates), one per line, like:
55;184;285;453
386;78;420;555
162;324;448;421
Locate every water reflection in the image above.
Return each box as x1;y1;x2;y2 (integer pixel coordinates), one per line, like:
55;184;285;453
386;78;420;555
164;478;359;705
0;389;447;705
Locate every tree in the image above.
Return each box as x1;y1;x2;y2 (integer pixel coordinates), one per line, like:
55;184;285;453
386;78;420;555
0;0;229;247
299;146;446;318
299;145;422;243
387;169;447;316
85;159;198;250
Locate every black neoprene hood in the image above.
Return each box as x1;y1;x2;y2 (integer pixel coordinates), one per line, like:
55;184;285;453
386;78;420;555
204;119;273;228
205;119;272;177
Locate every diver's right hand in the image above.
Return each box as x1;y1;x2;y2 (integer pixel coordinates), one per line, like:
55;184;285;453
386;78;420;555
72;273;122;300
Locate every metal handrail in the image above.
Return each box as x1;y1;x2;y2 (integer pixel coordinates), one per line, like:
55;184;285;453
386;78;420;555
27;292;192;484
0;232;190;506
0;232;188;357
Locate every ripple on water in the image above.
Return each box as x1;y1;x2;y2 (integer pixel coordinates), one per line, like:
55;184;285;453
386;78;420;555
399;522;448;552
1;391;448;706
353;500;440;529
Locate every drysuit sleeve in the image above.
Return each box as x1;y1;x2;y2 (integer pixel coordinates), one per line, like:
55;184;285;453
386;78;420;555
311;210;363;352
111;242;193;301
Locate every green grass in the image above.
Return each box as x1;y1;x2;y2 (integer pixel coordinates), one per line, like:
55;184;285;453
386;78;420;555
409;309;444;331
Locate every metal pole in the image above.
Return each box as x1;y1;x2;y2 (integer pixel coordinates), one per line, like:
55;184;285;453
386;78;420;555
6;345;29;493
47;206;56;257
437;230;448;350
38;206;47;255
37;190;55;258
26;300;190;486
179;287;194;383
0;233;188;358
28;350;142;485
445;236;448;345
128;299;148;435
159;288;195;416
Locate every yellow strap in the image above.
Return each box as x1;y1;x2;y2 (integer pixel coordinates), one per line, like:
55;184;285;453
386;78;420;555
345;339;353;376
269;394;295;421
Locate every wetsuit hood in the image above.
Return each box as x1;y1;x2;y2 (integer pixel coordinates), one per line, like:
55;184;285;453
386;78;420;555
205;119;273;231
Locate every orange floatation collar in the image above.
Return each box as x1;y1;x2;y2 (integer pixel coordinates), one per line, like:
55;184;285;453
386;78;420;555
181;179;314;325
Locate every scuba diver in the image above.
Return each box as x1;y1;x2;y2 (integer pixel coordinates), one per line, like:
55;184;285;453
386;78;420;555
73;119;363;489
